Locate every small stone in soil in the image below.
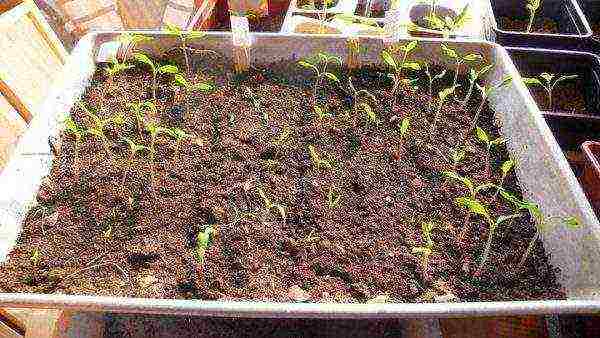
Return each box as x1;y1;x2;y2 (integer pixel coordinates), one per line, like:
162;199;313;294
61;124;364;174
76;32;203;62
288;285;310;302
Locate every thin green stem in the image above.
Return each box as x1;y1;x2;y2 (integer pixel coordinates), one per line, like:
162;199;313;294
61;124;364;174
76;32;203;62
518;231;539;269
476;222;495;275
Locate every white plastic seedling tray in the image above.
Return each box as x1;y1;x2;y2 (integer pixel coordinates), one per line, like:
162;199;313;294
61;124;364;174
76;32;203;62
0;32;600;317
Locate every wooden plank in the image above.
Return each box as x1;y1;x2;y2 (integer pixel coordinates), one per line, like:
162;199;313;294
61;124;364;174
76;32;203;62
0;321;22;338
0;0;23;14
0;308;28;332
25;0;69;64
0;79;32;123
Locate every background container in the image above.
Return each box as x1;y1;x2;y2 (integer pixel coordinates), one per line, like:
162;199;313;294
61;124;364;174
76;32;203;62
489;0;592;50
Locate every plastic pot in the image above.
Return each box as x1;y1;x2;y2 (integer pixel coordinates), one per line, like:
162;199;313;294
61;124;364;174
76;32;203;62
581;141;600;210
0;32;599;317
506;47;600;118
576;0;600;52
489;0;592;50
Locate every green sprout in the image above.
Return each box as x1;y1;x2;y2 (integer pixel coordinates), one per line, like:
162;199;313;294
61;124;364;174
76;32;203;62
440;44;482;89
475;127;505;179
313;105;332;120
467;76;513;133
308;145;332;170
442;171;495;241
450;147;466;171
163;23;206;75
196;225;215;264
104;57;133;95
117;33;153;61
458;64;493;108
166;127;192;160
525;0;541;33
145;122;170;187
522;72;578;111
30;248;41;266
257;186;286;221
422;62;447;113
423;4;470;36
64;117;85;177
173;73;213;117
298;52;342;106
121;137;149;195
78;102;114;159
127;101;157;139
133;53;179;102
242;86;269;127
430;85;459;139
380;41;420;106
327;186;341;208
347;77;377;122
455;197;521;276
493;159;515;200
411;221;436;275
499;190;582;270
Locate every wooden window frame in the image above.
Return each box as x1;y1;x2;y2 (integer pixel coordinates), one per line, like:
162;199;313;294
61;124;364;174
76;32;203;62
0;0;68;123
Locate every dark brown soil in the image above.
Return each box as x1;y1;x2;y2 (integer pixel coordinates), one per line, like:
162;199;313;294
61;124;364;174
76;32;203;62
498;16;559;34
0;54;564;303
213;12;286;32
527;79;587;113
592;23;600;38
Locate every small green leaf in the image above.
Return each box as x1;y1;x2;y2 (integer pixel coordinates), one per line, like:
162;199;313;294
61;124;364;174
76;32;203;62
496;213;523;227
187;30;206;40
442;171;474;194
298;60;319;74
556;74;578;84
540;72;554;83
501;159;515;176
474;183;496;195
404;40;418;53
173;74;188;88
455;197;490;223
195;82;214;92
380;50;397;70
164;22;182;36
159;64;179;74
133;53;154;70
411;246;432;256
475;127;489;144
522;77;542;86
399;117;410;138
477;64;494;78
402;62;421;71
434;70;447;81
462;53;483;62
491;137;505;146
440;44;457;59
438;85;459;103
196;225;215;264
324;72;340;83
564;216;582;230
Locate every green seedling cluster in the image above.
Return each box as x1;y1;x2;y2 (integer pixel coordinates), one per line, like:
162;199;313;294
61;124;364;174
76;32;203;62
522;72;578;111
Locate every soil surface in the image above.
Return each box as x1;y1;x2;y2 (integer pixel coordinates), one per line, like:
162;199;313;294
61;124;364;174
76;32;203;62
298;0;339;10
0;52;564;303
498;16;559;34
527;79;587;113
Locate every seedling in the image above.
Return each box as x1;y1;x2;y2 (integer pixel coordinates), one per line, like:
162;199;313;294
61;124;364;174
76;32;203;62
298;52;342;105
522;72;578;110
308;145;332;169
166;127;192;160
173;73;213;117
78;102;114;158
525;0;541;33
117;33;153;60
466;76;513;134
121;137;149;195
442;171;495;241
327;186;341;208
145;122;170;187
133;53;179;102
196;225;215;264
440;44;482;89
423;4;470;36
475;127;505;179
30;248;41;267
242;86;269;127
380;41;421;106
422;62;447;113
314;105;332;120
458;64;493;108
454;197;521;276
499;190;581;270
411;221;436;275
450;147;466;171
104;57;133;95
430;85;459;139
348;77;377;122
127;101;157;139
64;117;85;177
493;159;515;200
163;23;206;75
257;186;286;221
103;225;113;239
